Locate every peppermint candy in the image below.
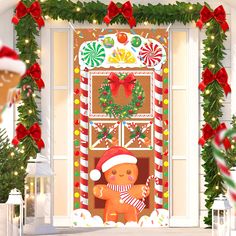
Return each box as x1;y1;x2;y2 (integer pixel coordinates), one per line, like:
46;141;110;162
139;42;162;67
81;42;105;68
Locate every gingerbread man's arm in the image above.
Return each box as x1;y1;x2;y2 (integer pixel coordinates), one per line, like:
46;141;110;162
93;185;115;200
128;185;150;199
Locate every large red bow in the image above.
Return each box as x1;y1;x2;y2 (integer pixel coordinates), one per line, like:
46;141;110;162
24;63;45;90
104;1;136;28
196;5;229;32
199;123;231;149
12;1;45;29
108;72;136;97
199;68;231;96
12;123;45;150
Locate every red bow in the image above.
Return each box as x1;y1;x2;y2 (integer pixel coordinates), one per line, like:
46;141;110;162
12;1;45;29
199;68;231;96
199;123;231;149
24;63;45;90
108;72;136;97
196;5;229;32
104;1;136;28
12;123;45;150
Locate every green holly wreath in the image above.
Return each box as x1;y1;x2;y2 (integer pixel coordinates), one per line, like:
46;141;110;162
99;73;145;119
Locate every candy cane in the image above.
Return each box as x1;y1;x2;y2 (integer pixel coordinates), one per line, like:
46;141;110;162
212;129;236;201
142;175;160;202
80;68;89;209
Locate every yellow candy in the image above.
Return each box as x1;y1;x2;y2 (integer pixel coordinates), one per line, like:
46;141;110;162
74;161;79;167
164;68;169;74
74;68;80;74
74;99;80;105
108;49;136;64
164;191;169;198
163;130;169;136
74;192;80;198
74;130;80;136
164;161;168;167
164;99;168;105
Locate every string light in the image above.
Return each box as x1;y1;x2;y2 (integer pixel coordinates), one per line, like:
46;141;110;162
215;186;219;190
189;5;193;10
25;60;30;64
231;145;235;149
212;117;216;121
206;22;211;27
218;172;221;175
93;19;97;24
14;171;18;176
205;89;210;95
211;35;215;40
144;21;148;26
21;166;24;170
210;64;215;69
207;47;211;51
32;93;36;98
25;39;29;44
28;109;33;114
76;7;81;12
219;99;223;103
10;152;15;157
45;15;49;20
36;49;41;54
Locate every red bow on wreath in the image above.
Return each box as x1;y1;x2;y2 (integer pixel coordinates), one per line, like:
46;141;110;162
196;5;229;32
199;123;231;149
108;72;136;97
12;123;45;150
12;1;45;29
104;1;136;28
199;68;231;96
24;63;45;90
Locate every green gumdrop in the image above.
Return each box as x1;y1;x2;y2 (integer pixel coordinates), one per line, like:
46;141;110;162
75;78;80;84
131;36;142;47
75;171;79;177
74;109;79;115
74;140;80;146
164;203;168;209
164;141;168;146
164;172;168;177
164;78;168;84
74;202;80;209
164;109;168;115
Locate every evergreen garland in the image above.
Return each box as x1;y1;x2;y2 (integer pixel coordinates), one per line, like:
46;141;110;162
12;0;231;226
0;129;26;202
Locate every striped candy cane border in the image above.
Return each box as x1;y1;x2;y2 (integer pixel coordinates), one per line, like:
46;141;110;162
79;68;165;211
80;68;89;209
154;70;164;209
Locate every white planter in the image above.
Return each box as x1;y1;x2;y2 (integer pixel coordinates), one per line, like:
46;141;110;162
0;204;7;235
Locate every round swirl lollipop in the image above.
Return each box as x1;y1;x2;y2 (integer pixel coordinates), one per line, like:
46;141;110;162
81;42;105;68
139;42;162;67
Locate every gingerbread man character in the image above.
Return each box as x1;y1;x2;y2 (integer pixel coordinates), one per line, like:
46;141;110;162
90;146;150;223
0;41;26;122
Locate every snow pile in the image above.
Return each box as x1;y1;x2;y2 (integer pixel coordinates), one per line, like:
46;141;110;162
72;209;168;227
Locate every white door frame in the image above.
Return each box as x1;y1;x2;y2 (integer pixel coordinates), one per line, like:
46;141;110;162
169;27;200;227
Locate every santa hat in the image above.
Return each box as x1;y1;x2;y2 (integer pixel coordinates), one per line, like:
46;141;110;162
90;146;137;181
0;42;26;75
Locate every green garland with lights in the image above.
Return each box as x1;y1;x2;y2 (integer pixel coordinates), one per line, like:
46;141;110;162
13;0;232;226
99;76;145;119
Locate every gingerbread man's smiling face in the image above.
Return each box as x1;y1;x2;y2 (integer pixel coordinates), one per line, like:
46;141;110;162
104;163;138;185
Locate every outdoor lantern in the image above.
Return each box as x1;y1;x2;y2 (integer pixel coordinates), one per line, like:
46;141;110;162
6;189;23;236
24;154;55;234
212;195;231;236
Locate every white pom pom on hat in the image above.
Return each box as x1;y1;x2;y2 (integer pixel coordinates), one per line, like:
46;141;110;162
89;146;137;181
0;42;26;75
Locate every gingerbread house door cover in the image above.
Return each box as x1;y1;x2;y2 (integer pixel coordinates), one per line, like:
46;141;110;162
73;28;169;226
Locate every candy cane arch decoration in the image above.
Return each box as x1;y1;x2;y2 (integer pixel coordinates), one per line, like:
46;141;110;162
154;69;164;208
80;67;89;209
213;129;236;202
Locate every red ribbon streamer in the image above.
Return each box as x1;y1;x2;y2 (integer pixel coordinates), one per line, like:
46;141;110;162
108;72;136;97
199;68;231;96
12;123;45;150
196;5;229;32
199;123;231;149
24;63;45;90
12;1;45;29
104;1;136;28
